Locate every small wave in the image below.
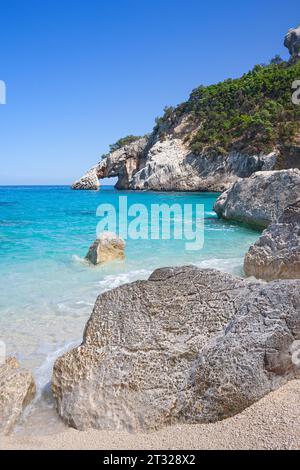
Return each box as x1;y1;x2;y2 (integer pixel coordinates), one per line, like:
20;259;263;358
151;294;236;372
34;340;80;400
76;300;94;306
97;269;152;292
71;254;89;265
205;211;217;217
195;257;244;275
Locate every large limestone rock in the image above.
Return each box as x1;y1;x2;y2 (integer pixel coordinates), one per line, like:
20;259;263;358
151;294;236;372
284;23;300;62
72;166;100;190
101;137;149;190
0;358;36;435
85;232;125;265
52;266;300;432
244;200;300;280
72;137;149;190
214;169;300;228
190;279;300;422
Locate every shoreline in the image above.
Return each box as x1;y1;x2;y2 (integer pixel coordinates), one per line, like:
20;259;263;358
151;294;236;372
2;380;300;450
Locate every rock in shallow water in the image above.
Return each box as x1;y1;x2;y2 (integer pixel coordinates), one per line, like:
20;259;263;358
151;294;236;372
85;232;125;265
214;169;300;228
0;357;36;435
52;266;300;432
244;200;300;281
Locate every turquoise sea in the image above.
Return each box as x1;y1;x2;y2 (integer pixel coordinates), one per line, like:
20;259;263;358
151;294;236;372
0;185;261;433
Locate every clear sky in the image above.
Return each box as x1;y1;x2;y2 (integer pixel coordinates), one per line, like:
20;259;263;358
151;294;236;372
0;0;299;185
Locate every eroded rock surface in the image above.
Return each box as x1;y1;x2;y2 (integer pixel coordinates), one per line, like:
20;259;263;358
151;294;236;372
190;279;300;422
72;137;149;190
0;358;36;435
72;118;277;192
244;200;300;280
130;140;276;192
284;23;300;62
52;267;300;432
72;166;100;190
85;232;125;265
214;169;300;228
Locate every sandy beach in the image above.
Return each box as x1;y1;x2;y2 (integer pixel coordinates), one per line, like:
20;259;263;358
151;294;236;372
1;380;300;450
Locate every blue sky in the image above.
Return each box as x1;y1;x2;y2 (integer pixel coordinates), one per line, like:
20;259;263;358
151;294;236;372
0;0;298;185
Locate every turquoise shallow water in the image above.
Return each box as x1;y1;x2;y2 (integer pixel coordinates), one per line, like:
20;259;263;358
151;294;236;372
0;185;261;433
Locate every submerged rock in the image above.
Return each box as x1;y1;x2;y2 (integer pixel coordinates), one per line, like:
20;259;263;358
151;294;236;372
244;200;300;280
52;266;300;432
0;357;36;435
214;169;300;228
85;232;125;265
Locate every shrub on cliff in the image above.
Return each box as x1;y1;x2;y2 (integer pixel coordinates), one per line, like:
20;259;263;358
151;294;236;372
109;135;142;153
156;61;300;155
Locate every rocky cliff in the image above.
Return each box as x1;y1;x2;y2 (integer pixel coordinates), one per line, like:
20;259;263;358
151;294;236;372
72;26;300;192
72;127;277;192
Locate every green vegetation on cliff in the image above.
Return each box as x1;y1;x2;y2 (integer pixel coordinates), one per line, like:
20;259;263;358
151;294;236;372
157;60;300;155
100;135;142;160
109;135;141;153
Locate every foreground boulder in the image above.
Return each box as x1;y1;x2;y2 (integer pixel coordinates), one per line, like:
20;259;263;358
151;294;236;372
0;357;36;434
244;200;300;281
85;232;125;265
214;169;300;228
190;279;300;422
52;266;300;431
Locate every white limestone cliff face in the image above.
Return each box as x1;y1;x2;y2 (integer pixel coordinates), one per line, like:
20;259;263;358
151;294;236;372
72;119;277;192
131;137;277;192
284;23;300;62
72;166;100;190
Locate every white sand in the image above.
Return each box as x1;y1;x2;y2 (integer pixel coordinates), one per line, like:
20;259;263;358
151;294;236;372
1;380;300;450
